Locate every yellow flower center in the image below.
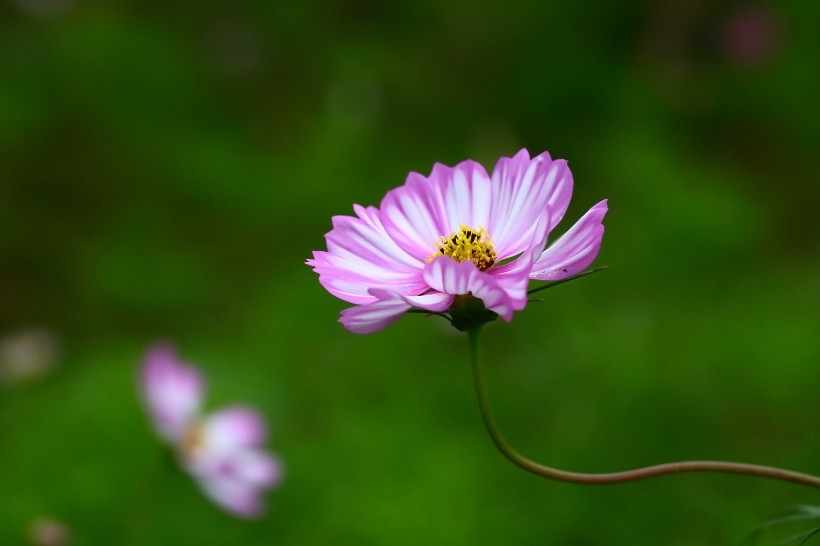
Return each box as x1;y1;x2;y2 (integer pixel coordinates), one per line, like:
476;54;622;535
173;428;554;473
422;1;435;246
426;225;497;271
182;422;206;455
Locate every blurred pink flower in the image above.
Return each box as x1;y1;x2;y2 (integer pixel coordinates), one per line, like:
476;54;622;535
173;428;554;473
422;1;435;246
723;5;784;65
140;343;282;518
308;149;607;333
28;517;70;546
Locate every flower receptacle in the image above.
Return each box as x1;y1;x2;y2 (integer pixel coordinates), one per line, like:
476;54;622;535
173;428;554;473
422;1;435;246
448;295;498;332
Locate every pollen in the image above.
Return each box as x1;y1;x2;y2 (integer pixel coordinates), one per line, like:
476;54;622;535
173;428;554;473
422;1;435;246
426;224;497;271
182;422;206;455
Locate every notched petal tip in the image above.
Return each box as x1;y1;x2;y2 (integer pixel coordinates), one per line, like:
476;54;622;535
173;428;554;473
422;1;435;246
530;198;608;281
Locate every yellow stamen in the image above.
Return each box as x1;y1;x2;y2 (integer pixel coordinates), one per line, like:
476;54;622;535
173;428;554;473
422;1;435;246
182;422;206;455
426;224;497;271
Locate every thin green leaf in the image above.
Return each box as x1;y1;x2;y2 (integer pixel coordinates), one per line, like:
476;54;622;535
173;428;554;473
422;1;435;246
800;528;820;544
407;309;454;325
745;506;820;545
760;506;820;530
775;528;820;546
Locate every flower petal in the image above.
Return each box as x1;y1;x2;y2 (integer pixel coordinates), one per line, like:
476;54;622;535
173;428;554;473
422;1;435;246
380;160;493;258
307;204;427;305
491;213;550;305
237;449;284;488
198;476;264;518
369;288;453;313
339;296;413;334
489;149;573;258
229;449;283;488
141;343;203;442
422;258;517;321
188;444;282;487
530;200;608;281
339;288;454;334
202;406;268;449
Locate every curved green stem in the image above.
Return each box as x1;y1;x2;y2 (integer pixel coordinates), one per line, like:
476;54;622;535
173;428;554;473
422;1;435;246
468;327;820;488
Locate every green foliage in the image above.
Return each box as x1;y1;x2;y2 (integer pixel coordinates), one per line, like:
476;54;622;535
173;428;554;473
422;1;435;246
747;505;820;545
1;1;819;545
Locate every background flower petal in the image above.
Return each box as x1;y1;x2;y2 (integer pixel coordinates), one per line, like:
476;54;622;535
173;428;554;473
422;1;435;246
199;477;264;518
202;405;268;448
188;445;282;488
230;449;283;488
141;343;203;442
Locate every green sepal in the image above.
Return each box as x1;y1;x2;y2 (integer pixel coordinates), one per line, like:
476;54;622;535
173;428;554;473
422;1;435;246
448;295;498;332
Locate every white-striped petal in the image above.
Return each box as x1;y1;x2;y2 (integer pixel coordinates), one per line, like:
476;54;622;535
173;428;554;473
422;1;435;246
489;150;573;258
530;200;608;280
422;258;518;321
339;295;413;334
380;161;494;259
307;204;427;304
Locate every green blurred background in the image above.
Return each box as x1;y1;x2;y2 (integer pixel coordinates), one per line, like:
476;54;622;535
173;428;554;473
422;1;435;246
1;1;819;544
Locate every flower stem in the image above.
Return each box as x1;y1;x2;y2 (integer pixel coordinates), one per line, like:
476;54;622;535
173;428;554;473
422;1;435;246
467;327;820;489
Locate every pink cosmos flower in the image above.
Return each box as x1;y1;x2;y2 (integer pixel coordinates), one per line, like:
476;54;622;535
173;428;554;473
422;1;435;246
308;148;607;333
140;343;282;518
